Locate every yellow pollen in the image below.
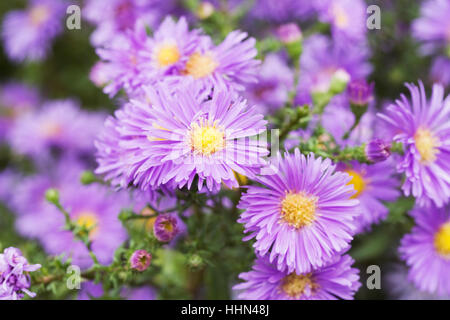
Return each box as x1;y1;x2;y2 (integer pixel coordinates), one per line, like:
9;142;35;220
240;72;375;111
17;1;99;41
345;170;366;198
29;5;50;26
76;212;99;238
281;273;318;298
190;121;225;156
184;53;218;79
414;128;439;163
434;222;450;258
155;44;180;67
332;4;349;28
280;192;317;229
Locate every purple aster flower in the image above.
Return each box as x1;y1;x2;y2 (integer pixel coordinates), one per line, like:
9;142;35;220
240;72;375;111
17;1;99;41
153;214;179;242
399;204;450;296
10;99;106;162
79;281;156;300
84;0;175;47
250;0;315;22
95;80;268;192
337;160;400;233
96;16;204;97
365;138;392;163
233;254;360;300
377;81;450;207
385;264;450;300
130;249;152;271
430;56;450;87
296;35;372;105
238;149;359;274
244;53;294;114
314;0;367;43
0;82;40;141
412;0;450;55
1;0;65;62
180;29;260;91
0;247;41;300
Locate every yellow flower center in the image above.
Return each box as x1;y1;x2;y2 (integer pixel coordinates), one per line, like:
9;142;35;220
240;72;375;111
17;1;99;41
434;222;450;258
345;170;366;198
280;192;318;229
332;4;349;28
414;128;439;163
184;53;217;78
76;212;99;238
280;273;318;298
190;121;225;156
155;44;180;67
29;5;49;26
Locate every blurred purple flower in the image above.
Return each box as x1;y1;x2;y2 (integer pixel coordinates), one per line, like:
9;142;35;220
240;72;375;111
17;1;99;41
1;0;65;62
399;204;450;297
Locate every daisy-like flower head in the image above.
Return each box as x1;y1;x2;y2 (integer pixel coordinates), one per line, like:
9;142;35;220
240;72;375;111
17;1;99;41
84;0;175;46
412;0;450;55
130;249;152;271
181;30;260;91
315;0;367;43
399;204;450;297
337;160;400;233
233;254;360;300
377;81;450;207
143;16;203;76
1;0;65;62
237;149;360;274
95;80;268;192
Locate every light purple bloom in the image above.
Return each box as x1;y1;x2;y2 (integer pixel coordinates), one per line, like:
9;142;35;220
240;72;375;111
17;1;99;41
10;99;106;162
1;0;65;62
347;79;374;107
250;0;314;22
314;0;367;43
233;254;360;300
399;204;450;296
0;82;40;141
337;160;400;233
377;81;450;207
84;0;175;47
238;150;359;274
130;250;152;271
95;80;268;192
296;35;372;105
430;56;450;87
0;247;41;300
276;23;302;44
244;53;294;114
412;0;450;55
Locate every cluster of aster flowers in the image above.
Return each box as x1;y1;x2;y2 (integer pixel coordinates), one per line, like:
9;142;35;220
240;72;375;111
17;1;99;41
1;0;450;301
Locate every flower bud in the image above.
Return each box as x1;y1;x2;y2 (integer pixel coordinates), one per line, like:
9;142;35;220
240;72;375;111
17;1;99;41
196;2;214;20
45;188;60;204
130;249;152;272
365;139;391;163
347;79;374;108
153;214;179;242
276;23;302;44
